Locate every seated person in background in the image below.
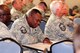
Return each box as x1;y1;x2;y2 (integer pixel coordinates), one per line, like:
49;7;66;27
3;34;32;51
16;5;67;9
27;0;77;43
10;9;51;53
69;5;80;21
0;4;15;39
69;8;73;16
72;5;79;16
10;0;26;21
69;5;79;16
72;7;80;19
11;0;35;21
21;0;35;13
73;18;80;53
44;0;73;42
32;2;48;21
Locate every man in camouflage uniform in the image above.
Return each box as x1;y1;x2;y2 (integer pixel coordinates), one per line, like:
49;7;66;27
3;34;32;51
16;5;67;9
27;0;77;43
11;0;25;21
0;5;15;40
10;9;48;53
44;1;73;41
11;0;35;21
30;2;48;33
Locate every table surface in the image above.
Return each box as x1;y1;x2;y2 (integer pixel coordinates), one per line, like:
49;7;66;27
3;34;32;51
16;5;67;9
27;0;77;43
23;41;58;51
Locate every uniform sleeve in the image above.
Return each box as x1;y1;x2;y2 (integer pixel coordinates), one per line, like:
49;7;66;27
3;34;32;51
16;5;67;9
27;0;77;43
62;16;73;39
36;26;46;42
63;16;73;26
0;22;16;40
44;16;56;40
44;23;55;40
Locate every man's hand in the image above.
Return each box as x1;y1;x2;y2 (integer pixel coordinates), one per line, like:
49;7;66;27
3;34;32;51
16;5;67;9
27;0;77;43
43;37;52;44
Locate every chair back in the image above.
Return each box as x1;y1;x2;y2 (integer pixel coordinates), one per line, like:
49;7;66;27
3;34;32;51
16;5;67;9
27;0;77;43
39;20;46;33
0;38;23;53
50;40;74;53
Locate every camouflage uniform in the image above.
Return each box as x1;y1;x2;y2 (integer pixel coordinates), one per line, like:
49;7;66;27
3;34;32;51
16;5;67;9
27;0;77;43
0;22;15;40
11;2;34;21
21;3;35;14
10;14;45;53
10;7;24;21
44;14;73;41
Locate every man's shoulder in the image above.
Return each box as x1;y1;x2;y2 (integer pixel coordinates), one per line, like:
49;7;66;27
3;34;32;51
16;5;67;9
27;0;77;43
46;14;56;25
0;22;8;30
12;17;28;28
12;18;23;26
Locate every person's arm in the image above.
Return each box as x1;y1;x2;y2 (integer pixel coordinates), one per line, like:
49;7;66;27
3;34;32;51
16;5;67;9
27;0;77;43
44;17;56;41
35;26;52;44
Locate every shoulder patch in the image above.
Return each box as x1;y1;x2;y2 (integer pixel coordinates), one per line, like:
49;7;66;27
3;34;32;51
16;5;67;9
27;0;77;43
59;23;66;31
20;26;27;34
